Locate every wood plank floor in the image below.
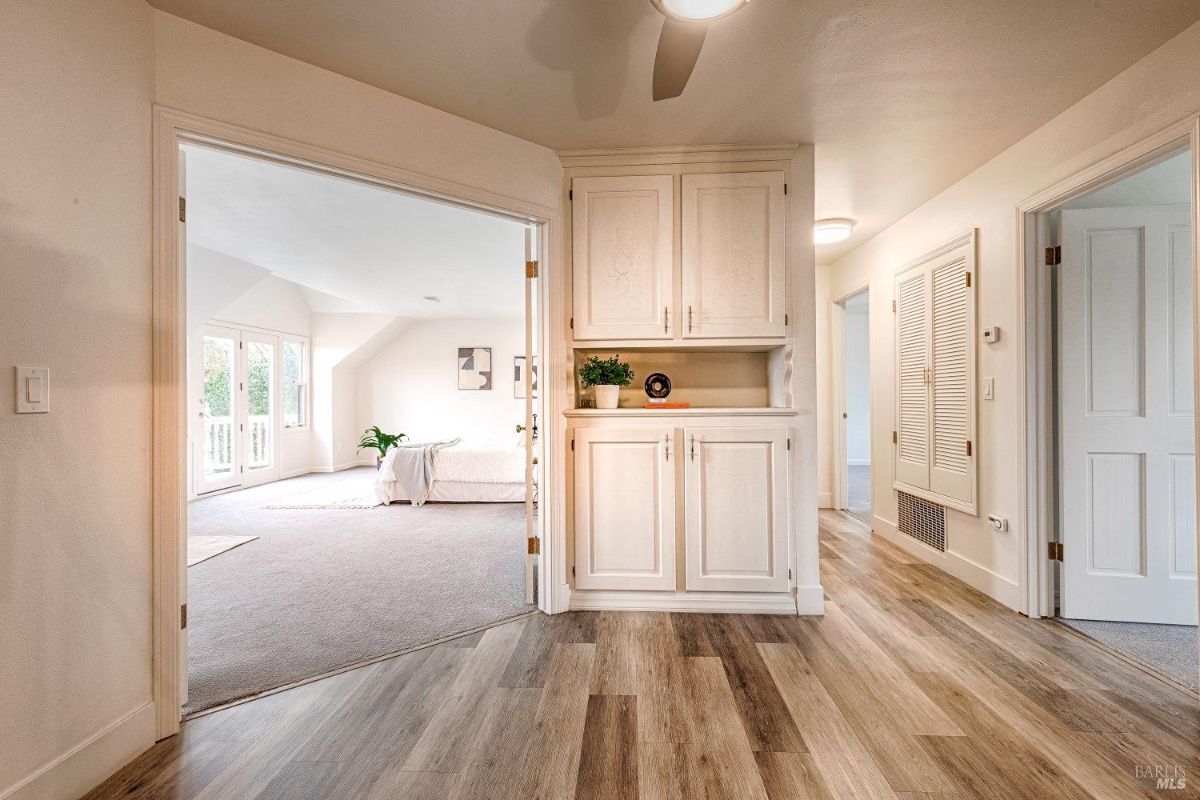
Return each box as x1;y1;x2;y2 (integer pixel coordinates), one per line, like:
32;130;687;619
85;511;1200;799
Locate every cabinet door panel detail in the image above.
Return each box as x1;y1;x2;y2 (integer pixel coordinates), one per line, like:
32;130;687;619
574;428;676;590
684;426;788;592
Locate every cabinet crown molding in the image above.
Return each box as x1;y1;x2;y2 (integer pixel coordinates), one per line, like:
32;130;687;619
558;143;801;168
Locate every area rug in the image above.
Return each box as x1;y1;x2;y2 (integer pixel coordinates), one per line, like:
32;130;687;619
1060;618;1198;693
187;535;259;566
186;468;531;713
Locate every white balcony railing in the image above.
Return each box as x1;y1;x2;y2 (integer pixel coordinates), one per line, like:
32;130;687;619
204;415;271;475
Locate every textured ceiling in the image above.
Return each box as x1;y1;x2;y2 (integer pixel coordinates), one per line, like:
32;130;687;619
152;0;1200;259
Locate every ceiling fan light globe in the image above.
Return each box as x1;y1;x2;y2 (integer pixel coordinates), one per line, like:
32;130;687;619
652;0;748;22
814;218;855;244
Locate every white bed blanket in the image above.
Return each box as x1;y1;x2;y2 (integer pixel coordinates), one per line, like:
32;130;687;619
433;441;527;484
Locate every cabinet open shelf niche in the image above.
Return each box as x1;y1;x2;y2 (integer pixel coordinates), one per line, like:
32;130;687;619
571;345;793;411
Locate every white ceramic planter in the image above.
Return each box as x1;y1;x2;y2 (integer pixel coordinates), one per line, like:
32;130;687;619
594;384;620;409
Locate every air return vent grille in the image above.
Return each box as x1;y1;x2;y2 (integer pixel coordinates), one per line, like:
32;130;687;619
897;491;946;552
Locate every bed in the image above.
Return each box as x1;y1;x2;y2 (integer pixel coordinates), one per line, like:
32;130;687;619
374;439;527;504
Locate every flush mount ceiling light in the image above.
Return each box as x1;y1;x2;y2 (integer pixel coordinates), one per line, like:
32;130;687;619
650;0;750;101
652;0;749;21
814;218;856;245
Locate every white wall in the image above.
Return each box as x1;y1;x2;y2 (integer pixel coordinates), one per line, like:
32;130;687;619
844;305;871;465
815;264;833;508
822;20;1200;610
0;2;157;798
357;318;527;445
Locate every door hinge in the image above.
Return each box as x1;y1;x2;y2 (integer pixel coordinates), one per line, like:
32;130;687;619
965;272;972;288
965;440;973;456
572;565;576;578
786;437;791;450
178;196;187;223
1048;541;1063;561
240;465;244;474
783;183;788;195
569;317;574;330
180;603;188;629
1045;245;1061;266
527;537;540;555
240;423;244;432
784;313;789;325
788;568;792;580
526;260;539;279
892;430;898;444
569;189;573;201
892;299;897;312
570;438;575;451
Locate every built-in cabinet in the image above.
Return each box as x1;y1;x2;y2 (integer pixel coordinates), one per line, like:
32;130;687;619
564;147;801;615
571;170;787;342
572;422;791;594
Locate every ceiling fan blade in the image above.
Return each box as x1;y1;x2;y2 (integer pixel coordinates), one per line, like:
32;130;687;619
652;17;708;101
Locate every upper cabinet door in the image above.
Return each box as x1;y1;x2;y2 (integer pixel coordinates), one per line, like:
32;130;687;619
681;171;786;339
572;175;674;340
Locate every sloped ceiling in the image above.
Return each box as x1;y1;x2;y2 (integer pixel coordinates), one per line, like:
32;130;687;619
152;0;1200;258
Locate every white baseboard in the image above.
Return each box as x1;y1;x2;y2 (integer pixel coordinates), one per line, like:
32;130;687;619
280;467;314;479
871;515;1020;611
847;459;871;467
2;703;155;800
569;589;798;615
311;460;375;473
817;491;833;509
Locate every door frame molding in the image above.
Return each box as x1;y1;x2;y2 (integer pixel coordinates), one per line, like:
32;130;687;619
830;283;870;512
151;106;563;739
1015;114;1200;618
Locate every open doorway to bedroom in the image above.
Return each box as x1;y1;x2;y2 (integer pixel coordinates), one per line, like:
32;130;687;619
835;288;872;524
180;141;541;714
1032;143;1198;695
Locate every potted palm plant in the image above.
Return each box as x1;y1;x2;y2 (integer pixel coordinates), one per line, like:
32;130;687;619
579;354;634;410
358;426;407;468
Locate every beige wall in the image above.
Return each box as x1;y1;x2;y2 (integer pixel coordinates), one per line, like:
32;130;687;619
2;5;568;797
822;20;1200;609
0;1;157;797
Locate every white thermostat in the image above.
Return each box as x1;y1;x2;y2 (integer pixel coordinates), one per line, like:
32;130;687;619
981;326;1000;343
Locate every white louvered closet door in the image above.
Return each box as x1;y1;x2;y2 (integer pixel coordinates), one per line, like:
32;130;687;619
895;269;931;489
929;256;974;503
893;232;977;513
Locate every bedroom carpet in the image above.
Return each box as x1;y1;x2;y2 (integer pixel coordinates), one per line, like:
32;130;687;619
186;468;531;713
1059;617;1198;693
187;535;258;566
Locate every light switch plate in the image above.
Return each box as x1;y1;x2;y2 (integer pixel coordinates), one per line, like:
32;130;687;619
982;377;994;401
15;366;49;413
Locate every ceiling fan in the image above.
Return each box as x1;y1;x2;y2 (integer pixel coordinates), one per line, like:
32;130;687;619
651;0;750;101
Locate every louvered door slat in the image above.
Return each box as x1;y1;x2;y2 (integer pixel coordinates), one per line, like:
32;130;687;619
895;270;931;488
931;259;970;480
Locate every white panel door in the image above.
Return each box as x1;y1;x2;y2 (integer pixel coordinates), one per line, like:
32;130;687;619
682;171;786;339
573;427;677;590
571;175;674;340
1060;205;1197;624
928;255;975;505
894;268;931;489
683;427;789;592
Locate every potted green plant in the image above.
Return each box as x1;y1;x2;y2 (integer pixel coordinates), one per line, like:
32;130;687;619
357;426;407;467
578;354;634;410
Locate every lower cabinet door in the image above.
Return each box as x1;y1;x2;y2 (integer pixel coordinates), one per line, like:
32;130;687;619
574;427;677;590
684;426;789;592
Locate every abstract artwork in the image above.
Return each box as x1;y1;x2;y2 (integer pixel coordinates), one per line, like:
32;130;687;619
514;356;539;399
458;347;492;390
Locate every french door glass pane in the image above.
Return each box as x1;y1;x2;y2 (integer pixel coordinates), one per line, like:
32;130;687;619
202;334;236;480
283;340;304;427
247;340;274;471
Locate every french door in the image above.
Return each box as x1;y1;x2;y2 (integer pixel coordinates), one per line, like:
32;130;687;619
195;325;281;494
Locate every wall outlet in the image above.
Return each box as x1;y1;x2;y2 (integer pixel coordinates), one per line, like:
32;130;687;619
987;513;1008;532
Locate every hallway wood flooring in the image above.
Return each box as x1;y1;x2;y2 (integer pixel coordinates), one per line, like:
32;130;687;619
84;511;1200;799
